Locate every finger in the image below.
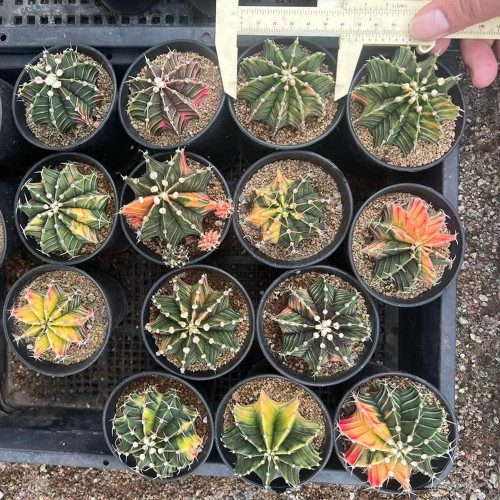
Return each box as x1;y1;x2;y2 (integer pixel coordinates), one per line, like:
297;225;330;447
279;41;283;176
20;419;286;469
461;39;498;87
431;38;451;55
410;0;500;41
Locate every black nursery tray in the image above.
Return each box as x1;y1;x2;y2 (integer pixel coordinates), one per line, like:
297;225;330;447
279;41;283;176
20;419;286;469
0;0;460;486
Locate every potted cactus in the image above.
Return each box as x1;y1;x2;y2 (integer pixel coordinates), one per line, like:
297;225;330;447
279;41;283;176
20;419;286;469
215;374;333;490
333;371;458;493
233;150;352;268
15;153;119;265
141;265;254;379
120;148;232;268
13;46;122;155
118;40;233;166
257;266;379;386
346;46;466;171
228;37;345;159
101;0;155;14
102;371;214;481
3;264;125;376
348;183;465;307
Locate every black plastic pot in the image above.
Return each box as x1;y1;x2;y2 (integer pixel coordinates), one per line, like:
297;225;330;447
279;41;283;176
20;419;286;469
214;373;333;492
101;0;155;14
233;150;353;269
348;183;465;307
120;150;231;267
118;40;236;169
228;37;346;162
0;181;23;268
141;264;255;380
344;60;466;173
12;45;139;172
333;370;458;493
187;0;216;16
14;153;123;266
3;264;126;377
102;370;214;482
0;78;39;170
257;265;379;387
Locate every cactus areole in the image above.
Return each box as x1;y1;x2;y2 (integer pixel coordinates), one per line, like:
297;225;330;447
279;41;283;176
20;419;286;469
338;379;454;492
18;161;113;259
222;390;322;488
112;385;203;479
352;46;461;156
121;149;232;267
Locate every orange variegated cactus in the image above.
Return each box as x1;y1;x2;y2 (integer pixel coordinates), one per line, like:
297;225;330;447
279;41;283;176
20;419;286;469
363;197;456;291
338;383;451;491
12;283;92;359
112;386;203;478
18;162;111;258
246;171;327;249
121;150;232;267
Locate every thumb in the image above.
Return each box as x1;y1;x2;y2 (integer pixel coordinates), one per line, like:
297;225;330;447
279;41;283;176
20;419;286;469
410;0;500;41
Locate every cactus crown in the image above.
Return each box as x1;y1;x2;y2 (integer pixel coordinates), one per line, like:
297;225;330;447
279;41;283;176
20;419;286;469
338;382;452;491
128;50;208;136
363;197;456;292
222;390;322;487
18;162;112;258
272;275;371;376
246;171;327;250
121;149;232;267
112;385;203;478
12;282;92;359
146;273;245;373
18;48;104;135
352;46;460;156
238;38;335;133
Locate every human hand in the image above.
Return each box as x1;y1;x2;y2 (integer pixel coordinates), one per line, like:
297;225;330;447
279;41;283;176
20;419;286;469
410;0;500;87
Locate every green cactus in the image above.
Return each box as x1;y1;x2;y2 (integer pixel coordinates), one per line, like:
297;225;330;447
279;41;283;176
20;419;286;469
238;38;335;133
18;48;104;134
12;282;92;359
363;197;456;291
18;162;111;258
339;381;452;491
146;273;245;373
121;149;232;267
272;275;371;375
127;51;208;136
112;385;203;479
352;46;461;156
246;170;328;250
222;390;322;487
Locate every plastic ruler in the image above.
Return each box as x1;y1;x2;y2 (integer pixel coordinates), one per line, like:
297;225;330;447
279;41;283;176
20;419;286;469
216;0;500;100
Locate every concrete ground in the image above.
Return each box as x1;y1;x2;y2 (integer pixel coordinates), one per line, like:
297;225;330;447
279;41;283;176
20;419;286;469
0;67;498;500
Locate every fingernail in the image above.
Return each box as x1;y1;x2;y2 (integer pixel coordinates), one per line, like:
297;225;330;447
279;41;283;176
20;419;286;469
410;9;450;40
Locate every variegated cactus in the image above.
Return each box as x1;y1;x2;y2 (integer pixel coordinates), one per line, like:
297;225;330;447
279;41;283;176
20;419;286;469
121;149;232;267
272;275;371;375
12;283;92;359
222;390;322;487
18;162;112;258
363;198;456;292
246;171;327;250
238;38;335;133
18;48;103;134
352;46;460;156
338;382;452;491
128;51;208;136
112;385;203;478
146;273;245;373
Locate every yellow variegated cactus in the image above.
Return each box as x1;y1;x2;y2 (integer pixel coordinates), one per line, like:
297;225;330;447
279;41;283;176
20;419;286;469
12;283;92;358
222;390;322;487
